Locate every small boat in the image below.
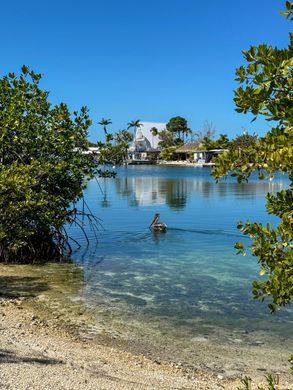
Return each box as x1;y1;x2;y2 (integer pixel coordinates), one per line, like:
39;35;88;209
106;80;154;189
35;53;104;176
149;213;167;231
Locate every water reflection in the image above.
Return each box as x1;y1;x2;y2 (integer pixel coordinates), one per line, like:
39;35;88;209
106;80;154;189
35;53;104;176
68;167;292;359
113;174;285;210
100;178;111;208
115;177;166;206
163;180;189;209
1;167;291;374
150;228;167;244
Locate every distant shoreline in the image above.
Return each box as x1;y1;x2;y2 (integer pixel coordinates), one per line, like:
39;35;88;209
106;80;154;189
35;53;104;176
159;161;215;167
126;160;215;167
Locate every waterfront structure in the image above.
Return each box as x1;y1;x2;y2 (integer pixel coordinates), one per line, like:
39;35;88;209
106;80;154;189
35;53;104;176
176;142;200;161
80;147;100;161
81;147;100;155
127;121;166;164
193;149;226;163
176;143;226;164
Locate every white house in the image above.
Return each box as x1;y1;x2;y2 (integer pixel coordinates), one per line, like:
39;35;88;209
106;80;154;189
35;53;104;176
81;147;100;155
139;122;166;149
193;149;226;163
127;121;166;163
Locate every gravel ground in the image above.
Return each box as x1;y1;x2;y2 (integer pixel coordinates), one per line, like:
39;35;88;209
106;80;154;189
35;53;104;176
0;263;292;390
0;298;244;390
0;299;292;390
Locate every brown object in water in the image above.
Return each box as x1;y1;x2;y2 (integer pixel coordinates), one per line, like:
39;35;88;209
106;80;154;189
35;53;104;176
149;213;167;231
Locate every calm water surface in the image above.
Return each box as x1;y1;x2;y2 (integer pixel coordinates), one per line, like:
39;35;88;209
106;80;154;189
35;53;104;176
67;166;292;360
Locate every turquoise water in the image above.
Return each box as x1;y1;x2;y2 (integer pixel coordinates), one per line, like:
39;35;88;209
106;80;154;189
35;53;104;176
68;166;292;359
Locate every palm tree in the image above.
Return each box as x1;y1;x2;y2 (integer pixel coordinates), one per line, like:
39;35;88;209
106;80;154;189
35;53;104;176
150;127;158;136
127;120;143;136
98;118;112;136
114;129;133;161
114;129;133;144
150;127;158;148
182;127;192;142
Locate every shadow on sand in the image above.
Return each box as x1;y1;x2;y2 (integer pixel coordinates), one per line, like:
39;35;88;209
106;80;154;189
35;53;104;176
0;349;63;365
0;275;49;299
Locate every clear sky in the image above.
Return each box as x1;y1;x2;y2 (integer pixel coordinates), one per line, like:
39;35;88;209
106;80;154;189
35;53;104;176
0;0;290;142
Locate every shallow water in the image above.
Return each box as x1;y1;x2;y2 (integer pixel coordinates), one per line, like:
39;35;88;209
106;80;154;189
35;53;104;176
2;166;292;371
65;166;292;355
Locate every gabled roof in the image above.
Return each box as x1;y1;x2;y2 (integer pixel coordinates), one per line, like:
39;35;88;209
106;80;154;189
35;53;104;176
141;122;166;149
176;142;200;153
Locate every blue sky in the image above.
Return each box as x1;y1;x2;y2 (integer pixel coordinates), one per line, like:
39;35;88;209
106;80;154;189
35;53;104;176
0;0;290;142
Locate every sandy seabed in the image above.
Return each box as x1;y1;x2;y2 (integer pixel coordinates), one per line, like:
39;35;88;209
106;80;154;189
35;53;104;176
0;297;237;390
0;262;292;390
0;298;292;390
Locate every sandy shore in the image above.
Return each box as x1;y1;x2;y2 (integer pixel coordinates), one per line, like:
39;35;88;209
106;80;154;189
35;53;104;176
0;262;292;390
0;296;292;390
0;297;240;390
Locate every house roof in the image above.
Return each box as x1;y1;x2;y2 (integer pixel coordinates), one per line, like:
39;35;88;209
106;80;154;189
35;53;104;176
141;121;166;149
176;142;200;153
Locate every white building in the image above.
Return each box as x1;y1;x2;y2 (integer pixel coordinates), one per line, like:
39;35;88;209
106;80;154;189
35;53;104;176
128;122;166;162
139;122;166;149
81;147;100;155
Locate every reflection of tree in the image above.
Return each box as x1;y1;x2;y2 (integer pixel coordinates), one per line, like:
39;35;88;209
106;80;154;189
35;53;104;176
162;180;188;210
192;181;213;199
101;178;111;208
114;177;165;207
115;177;188;209
129;198;139;207
217;182;284;199
112;174;285;209
115;178;134;198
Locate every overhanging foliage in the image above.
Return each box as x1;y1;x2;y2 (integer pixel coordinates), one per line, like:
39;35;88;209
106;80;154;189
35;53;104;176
0;66;98;263
212;4;293;312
